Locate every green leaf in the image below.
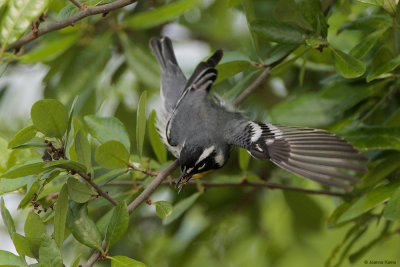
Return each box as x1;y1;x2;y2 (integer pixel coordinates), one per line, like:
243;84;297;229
148;110;167;164
1;161;47;178
136;91;147;158
84;115;130;151
19;179;40;209
338;180;400;223
0;176;31;194
295;0;328;37
7;125;36;149
111;255;147;267
39;234;63;267
0;0;49;46
243;0;259;52
215;61;252;84
163;192;202;225
25;211;46;259
123;0;201;29
20;32;80;63
71;254;81;267
250;19;307;44
105;201;129;250
31;99;69;138
265;44;299;65
95;140;130;169
0;250;24;266
153;201;173;219
1;197;15;236
239;148;250;171
305;38;329;48
357;0;383;5
343;126;400;150
350;29;386;58
331;47;366;78
383;187;400;220
366;55;400;82
66;201;102;250
67;177;93;203
361;151;400;187
44;159;87;173
75;130;91;170
54;184;68;248
12;232;34;258
338;15;392;33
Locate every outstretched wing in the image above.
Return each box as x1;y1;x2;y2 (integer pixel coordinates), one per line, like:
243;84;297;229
149;37;187;112
228;122;367;190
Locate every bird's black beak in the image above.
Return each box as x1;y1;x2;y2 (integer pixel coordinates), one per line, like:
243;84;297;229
176;171;192;193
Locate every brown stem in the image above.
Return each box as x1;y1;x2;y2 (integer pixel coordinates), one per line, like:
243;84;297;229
69;0;85;10
78;172;118;206
106;179;346;197
83;160;179;267
7;0;138;50
232;66;271;107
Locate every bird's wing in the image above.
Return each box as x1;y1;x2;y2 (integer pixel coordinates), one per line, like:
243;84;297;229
149;37;187;112
227;122;367;190
165;49;223;145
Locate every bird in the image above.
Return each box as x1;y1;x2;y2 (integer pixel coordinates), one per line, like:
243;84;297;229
149;37;367;192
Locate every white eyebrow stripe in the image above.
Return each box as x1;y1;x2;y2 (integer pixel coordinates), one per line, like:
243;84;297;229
195;146;215;165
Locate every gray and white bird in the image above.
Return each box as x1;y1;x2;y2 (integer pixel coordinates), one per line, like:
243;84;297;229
149;37;367;192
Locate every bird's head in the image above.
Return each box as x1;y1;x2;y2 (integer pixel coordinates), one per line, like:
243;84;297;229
177;142;227;189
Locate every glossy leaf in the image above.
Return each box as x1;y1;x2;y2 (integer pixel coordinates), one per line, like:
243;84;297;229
39;234;63;267
1;161;47;178
31;99;68;138
343;126;400;150
163;192;202;225
331;47;366;78
123;0;201;29
239;148;250;171
54;184;68;248
153;201;173;219
350;29;386;58
106;201;129;250
12;232;34;258
215;61;252;84
338;181;400;223
25;211;46;259
148;110;167;164
250;19;307;44
75;130;91;170
383;187;400;220
366;55;400;82
18;179;40;209
71;254;81;267
84;115;130;151
265;44;298;65
0;197;15;236
338;15;391;33
357;0;383;5
361;151;400;188
0;176;31;194
136;91;147;158
0;250;24;266
66;201;102;250
95;140;130;169
45;159;87;173
295;0;328;37
0;0;49;45
111;255;147;267
67;177;92;203
7;125;36;149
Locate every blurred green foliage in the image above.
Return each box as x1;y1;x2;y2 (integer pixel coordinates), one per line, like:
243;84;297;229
0;0;400;266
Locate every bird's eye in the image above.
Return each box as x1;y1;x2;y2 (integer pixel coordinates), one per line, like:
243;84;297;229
197;162;206;170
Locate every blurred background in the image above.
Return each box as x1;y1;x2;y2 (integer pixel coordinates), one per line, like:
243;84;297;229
0;0;400;266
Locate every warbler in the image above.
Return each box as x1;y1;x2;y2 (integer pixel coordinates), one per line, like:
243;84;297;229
149;37;367;192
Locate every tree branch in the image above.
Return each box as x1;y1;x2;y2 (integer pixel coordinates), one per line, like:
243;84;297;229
105;179;346;197
232;66;271;107
83;160;179;267
78;171;118;206
7;0;138;50
69;0;85;10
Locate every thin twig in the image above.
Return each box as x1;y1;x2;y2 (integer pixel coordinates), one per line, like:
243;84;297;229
69;0;85;10
127;163;158;176
7;0;138;50
78;172;118;206
232;66;271;107
83;160;179;267
106;179;346;197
